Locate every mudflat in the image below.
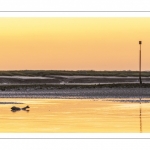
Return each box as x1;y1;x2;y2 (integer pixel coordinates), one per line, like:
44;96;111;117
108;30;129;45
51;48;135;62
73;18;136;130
0;75;150;84
0;87;149;98
0;74;149;98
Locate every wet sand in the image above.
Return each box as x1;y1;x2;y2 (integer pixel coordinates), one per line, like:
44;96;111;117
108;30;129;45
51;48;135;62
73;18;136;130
0;87;149;98
0;75;149;99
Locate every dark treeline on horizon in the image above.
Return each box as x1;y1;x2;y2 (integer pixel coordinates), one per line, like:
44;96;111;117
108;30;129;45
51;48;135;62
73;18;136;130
0;70;149;77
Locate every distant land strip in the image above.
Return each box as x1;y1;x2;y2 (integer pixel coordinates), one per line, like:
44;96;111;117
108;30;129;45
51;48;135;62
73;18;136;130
0;70;150;77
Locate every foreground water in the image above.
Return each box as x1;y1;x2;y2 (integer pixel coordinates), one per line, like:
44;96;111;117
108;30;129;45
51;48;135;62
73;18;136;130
0;98;149;133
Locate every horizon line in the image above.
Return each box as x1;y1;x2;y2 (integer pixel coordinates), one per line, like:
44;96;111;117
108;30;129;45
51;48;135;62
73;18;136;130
0;70;149;72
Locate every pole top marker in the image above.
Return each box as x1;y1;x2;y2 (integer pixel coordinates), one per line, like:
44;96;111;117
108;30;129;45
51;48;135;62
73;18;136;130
139;41;142;44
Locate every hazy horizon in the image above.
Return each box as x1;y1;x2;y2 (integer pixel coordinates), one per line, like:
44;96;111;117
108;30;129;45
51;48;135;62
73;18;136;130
0;18;150;70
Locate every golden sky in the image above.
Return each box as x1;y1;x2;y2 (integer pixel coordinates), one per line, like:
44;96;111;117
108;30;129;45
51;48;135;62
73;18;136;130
0;17;150;71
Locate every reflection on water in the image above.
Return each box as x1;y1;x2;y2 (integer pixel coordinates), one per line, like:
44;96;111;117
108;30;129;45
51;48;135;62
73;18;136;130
11;109;30;113
0;98;150;133
140;102;142;133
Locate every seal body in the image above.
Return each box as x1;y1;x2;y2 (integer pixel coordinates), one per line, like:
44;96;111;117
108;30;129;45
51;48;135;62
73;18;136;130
11;106;21;111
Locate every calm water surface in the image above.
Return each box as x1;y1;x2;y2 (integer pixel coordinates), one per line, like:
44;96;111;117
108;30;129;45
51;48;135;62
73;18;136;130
0;98;149;133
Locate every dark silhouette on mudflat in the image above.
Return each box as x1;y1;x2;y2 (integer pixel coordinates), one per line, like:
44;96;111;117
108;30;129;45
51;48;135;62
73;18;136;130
11;105;30;112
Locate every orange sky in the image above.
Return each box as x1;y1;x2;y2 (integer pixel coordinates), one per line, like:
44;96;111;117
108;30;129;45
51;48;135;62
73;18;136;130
0;17;150;71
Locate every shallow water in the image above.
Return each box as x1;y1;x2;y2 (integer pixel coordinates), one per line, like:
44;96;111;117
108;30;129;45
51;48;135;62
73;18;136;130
0;98;150;133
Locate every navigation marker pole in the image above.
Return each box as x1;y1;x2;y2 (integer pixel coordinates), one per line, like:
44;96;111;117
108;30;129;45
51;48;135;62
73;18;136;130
139;41;142;105
139;41;142;85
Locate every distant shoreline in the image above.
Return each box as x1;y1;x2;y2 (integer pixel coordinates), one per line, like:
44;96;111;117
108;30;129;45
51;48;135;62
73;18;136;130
0;70;150;77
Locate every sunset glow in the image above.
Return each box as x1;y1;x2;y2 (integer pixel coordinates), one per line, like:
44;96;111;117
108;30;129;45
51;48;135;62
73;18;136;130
0;18;150;70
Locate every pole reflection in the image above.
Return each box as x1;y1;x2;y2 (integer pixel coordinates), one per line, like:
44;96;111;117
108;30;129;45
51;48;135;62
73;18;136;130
139;98;142;133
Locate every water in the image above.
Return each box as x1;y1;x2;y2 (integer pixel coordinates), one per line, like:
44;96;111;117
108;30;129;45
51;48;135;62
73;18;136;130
0;98;149;133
